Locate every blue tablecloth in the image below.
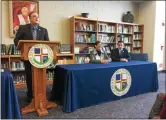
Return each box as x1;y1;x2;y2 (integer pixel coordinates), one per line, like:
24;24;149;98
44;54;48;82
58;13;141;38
50;60;158;112
1;69;21;119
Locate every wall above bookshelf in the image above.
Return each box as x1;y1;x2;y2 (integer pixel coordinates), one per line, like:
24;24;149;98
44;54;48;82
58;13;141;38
70;16;144;63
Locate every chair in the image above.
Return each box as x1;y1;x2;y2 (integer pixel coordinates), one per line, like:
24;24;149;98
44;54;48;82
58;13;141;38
129;53;149;61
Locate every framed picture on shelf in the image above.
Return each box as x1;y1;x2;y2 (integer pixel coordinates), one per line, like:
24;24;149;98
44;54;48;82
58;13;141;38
9;1;39;37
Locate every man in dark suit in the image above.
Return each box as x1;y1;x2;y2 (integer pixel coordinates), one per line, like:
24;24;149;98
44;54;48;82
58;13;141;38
14;12;49;101
111;41;131;62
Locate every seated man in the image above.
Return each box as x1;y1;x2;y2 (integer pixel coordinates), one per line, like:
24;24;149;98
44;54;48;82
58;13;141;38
90;41;111;64
149;93;166;119
111;41;131;62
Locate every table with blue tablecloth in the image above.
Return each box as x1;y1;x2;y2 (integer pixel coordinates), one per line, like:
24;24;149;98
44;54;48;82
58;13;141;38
50;60;158;112
1;69;21;119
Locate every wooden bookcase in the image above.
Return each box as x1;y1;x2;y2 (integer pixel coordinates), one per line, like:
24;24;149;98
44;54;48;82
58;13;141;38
1;52;74;89
70;16;144;63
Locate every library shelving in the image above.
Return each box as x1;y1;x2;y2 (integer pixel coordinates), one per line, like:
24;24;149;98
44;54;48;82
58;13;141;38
70;16;144;63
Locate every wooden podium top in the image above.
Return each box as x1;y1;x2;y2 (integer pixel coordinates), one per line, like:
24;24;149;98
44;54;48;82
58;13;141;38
17;40;60;60
17;40;60;50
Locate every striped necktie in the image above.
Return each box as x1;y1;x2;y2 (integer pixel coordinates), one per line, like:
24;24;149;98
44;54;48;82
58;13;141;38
32;27;37;40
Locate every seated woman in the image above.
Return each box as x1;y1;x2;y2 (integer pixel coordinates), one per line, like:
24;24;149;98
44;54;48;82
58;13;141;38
111;41;131;62
149;93;166;119
90;41;111;64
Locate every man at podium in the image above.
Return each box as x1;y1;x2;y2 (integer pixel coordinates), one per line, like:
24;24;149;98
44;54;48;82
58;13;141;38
14;12;50;102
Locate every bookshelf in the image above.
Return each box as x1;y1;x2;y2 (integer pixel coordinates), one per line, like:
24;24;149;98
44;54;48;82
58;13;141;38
70;16;144;63
133;25;144;53
1;44;74;88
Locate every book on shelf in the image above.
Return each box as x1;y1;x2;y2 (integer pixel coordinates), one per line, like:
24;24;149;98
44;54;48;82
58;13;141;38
13;74;26;84
133;41;141;47
75;56;89;64
102;46;111;54
1;63;9;69
10;61;25;71
1;44;6;55
117;25;132;34
109;45;116;50
134;34;142;39
7;44;21;55
98;23;115;33
134;26;142;32
125;46;131;52
75;21;95;31
75;34;96;43
58;44;71;54
47;71;54;80
98;34;115;43
88;47;94;53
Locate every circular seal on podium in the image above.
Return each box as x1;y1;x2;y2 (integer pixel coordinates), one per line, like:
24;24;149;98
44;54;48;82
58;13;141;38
28;44;53;68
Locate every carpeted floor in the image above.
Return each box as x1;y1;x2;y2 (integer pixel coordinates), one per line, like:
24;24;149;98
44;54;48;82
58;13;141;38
16;72;165;119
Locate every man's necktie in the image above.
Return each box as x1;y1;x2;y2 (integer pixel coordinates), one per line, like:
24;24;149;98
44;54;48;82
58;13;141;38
32;27;37;40
119;49;123;57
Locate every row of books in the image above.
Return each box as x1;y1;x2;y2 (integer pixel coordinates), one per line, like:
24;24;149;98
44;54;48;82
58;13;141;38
109;45;116;50
134;34;142;39
102;46;111;54
98;35;115;43
117;25;132;34
75;34;96;43
133;41;141;47
1;44;7;55
75;56;90;64
13;72;54;84
46;71;54;80
1;44;21;55
1;63;9;69
75;21;95;31
98;24;115;33
58;44;71;54
3;61;58;70
13;74;26;84
134;26;142;32
10;61;25;71
125;46;131;52
117;36;131;43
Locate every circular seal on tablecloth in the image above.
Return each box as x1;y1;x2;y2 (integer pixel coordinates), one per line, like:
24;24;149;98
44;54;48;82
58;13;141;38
110;68;132;96
28;44;53;68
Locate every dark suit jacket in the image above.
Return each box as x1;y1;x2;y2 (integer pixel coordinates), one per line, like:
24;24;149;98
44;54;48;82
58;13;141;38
111;48;131;62
14;24;49;46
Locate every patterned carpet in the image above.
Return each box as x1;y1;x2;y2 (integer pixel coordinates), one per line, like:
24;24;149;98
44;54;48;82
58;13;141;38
16;72;165;119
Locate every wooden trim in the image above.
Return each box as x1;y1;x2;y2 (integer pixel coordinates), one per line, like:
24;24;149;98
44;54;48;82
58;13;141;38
9;55;21;58
0;55;9;58
56;53;74;57
15;83;26;89
73;16;97;22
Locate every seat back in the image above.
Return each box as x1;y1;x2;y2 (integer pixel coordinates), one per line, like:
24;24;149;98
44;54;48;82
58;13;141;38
129;53;149;61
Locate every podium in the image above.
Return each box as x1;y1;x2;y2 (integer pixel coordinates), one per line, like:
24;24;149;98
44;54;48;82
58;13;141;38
17;40;60;116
